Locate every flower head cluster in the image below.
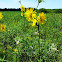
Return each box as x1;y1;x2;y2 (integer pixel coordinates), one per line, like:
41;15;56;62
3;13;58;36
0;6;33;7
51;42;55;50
28;37;32;40
0;24;6;31
14;49;18;52
7;45;11;49
14;38;20;45
31;12;46;26
20;5;46;26
21;12;24;16
37;12;46;24
32;19;37;26
24;8;37;21
20;5;25;12
49;43;58;52
0;12;3;20
3;50;5;53
20;5;25;16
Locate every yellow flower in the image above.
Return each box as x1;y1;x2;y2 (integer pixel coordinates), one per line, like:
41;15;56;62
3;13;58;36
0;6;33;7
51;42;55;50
16;41;19;44
7;45;11;49
21;12;23;16
32;19;37;26
37;12;46;24
32;13;37;19
24;8;37;21
28;37;32;40
28;37;30;39
0;24;6;31
26;8;29;11
30;38;32;40
14;49;18;52
0;12;3;20
30;8;34;11
54;39;56;40
20;5;25;12
3;50;5;53
50;40;52;42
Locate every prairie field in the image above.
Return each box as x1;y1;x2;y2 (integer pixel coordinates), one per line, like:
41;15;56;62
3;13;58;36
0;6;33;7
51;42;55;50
0;11;62;62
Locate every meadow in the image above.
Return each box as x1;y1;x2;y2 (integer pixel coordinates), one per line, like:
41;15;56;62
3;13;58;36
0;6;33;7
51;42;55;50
0;11;62;62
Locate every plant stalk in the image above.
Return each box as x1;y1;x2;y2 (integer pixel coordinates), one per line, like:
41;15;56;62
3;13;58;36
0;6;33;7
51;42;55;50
37;24;40;55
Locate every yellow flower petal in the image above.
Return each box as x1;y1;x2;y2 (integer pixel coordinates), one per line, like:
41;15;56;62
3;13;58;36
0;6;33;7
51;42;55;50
21;12;24;16
14;49;18;52
20;5;25;12
0;24;6;31
37;12;46;24
0;12;3;20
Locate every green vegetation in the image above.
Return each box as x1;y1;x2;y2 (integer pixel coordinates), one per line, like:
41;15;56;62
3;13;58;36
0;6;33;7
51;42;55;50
0;11;62;62
36;8;62;13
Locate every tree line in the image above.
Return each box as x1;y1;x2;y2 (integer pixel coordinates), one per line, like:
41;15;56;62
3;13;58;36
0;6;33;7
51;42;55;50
0;8;62;13
36;8;62;13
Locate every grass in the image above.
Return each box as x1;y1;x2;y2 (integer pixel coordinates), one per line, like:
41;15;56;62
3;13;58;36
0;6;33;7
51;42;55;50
0;11;62;62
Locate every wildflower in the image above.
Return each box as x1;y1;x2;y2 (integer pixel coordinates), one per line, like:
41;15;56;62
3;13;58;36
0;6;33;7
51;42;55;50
14;49;18;52
28;37;32;40
33;31;38;35
30;38;32;40
0;24;6;31
26;8;29;11
14;38;20;45
28;8;34;12
16;41;19;44
50;40;52;42
21;12;24;16
0;12;3;20
20;5;25;12
28;37;30;39
32;19;37;26
3;50;5;53
37;12;46;24
7;45;11;49
24;8;37;21
32;13;37;19
54;39;56;40
49;43;57;51
30;46;33;49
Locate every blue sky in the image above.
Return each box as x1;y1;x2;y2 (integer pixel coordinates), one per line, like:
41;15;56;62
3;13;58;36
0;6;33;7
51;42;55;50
0;0;62;9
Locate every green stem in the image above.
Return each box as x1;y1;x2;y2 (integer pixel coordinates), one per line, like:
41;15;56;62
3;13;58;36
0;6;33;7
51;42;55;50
23;13;26;32
36;1;39;9
24;18;25;32
37;24;40;55
19;0;21;5
44;23;46;42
